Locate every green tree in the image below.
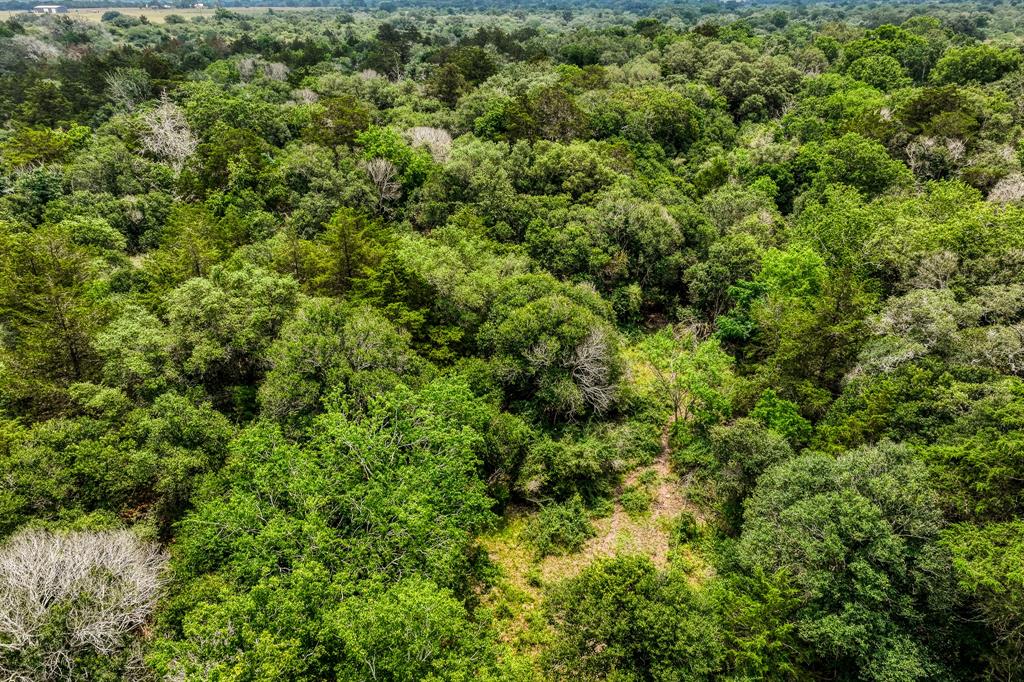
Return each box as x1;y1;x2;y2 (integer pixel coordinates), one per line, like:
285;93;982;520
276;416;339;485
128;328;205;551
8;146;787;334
631;326;736;428
305;95;372;167
943;521;1024;677
258;299;427;431
153;379;496;678
739;442;959;680
333;577;495;681
164;265;299;410
545;556;725;681
481;275;620;419
931;44;1022;85
0;217;125;415
311;208;383;295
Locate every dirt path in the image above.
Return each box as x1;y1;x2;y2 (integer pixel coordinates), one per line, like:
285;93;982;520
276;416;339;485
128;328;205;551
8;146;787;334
538;413;700;580
481;412;710;650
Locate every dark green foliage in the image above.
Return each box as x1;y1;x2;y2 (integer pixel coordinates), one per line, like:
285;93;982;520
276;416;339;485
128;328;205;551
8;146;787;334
3;5;1024;679
0;387;232;536
739;443;962;679
943;521;1024;677
707;418;794;532
545;556;725;681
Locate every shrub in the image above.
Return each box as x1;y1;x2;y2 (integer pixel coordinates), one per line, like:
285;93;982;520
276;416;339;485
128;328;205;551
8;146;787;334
620;485;653;517
523;495;595;558
672;511;700;545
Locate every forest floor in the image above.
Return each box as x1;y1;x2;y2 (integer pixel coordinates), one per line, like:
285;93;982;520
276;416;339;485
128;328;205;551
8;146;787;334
481;414;711;654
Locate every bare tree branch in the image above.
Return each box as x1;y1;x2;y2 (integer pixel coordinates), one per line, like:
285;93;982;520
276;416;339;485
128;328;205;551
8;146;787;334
0;529;166;681
141;92;198;174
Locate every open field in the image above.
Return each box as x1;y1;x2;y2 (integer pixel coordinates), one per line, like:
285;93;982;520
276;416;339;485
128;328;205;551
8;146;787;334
0;6;321;23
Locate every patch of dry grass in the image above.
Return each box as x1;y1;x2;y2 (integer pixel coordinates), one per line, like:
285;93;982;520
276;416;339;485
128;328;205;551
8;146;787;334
482;414;715;653
539;455;702;581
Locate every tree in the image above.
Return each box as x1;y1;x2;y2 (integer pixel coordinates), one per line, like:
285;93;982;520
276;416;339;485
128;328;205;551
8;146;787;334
684;233;762;319
931;45;1022;85
94;305;177;401
305;95;371;166
259;299;426;430
140;92;198;174
164;265;299;408
943;521;1024;677
632;326;736;428
333;577;495;681
795;133;914;200
739;443;960;680
0;124;89;172
104;67;151;113
0;218;124;415
364;157;401;212
545;556;725;681
706;418;793;531
153;380;496;678
311;208;383;295
0;386;232;536
846;55;912;91
715;568;808;680
0;529;166;681
427;63;469;108
481;275;620;419
17;79;71;126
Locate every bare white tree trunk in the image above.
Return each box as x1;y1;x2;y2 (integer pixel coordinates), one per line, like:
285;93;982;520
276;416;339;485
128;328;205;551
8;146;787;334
364;158;401;212
569;326;616;414
0;529;166;681
405;127;453;162
141;92;198;174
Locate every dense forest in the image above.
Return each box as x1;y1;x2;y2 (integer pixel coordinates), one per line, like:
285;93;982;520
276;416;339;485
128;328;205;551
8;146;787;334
2;0;1024;679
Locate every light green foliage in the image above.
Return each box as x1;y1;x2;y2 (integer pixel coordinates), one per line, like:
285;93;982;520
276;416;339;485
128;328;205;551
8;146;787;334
847;55;913;91
517;426;628;502
0;387;232;536
357;125;434;187
619;484;653;517
797;132;914;199
632;326;736;428
94;305;177;400
750;389;812;447
931;45;1022;85
258;298;428;430
164;265;299;391
727;241;874;413
4;6;1024;680
333;577;496;681
154;379;497;678
0;124;90;171
523;494;595;558
840;24;941;82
